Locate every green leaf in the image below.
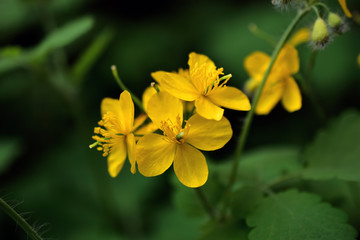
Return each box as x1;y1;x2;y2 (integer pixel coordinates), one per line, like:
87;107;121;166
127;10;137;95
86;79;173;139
303;110;360;181
216;146;302;186
34;16;94;57
200;219;249;240
247;189;357;240
230;186;263;219
0;138;21;174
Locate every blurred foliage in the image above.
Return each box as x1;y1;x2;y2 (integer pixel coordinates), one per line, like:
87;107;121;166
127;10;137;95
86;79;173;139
0;0;359;239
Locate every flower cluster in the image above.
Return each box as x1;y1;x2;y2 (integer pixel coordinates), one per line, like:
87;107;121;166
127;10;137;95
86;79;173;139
92;52;251;187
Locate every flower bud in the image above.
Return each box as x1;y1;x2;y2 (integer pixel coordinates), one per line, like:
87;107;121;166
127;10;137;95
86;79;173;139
328;12;348;34
311;18;329;49
328;13;342;28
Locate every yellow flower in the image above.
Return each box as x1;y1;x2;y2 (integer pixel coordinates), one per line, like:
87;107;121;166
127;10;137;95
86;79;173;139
151;52;251;121
287;27;310;46
357;53;360;68
338;0;352;18
92;90;137;177
244;44;301;115
136;91;233;188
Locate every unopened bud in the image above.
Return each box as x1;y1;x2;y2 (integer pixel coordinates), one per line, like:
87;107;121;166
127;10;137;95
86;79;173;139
311;18;329;49
328;12;348;34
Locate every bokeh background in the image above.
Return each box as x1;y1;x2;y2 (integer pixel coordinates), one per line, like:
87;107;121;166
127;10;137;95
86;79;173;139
0;0;359;239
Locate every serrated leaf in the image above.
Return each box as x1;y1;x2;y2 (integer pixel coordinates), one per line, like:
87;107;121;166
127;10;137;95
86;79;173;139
247;189;357;240
303;110;360;181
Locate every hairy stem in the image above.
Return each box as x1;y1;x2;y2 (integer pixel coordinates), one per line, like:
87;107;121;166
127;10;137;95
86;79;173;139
0;198;43;240
220;7;311;214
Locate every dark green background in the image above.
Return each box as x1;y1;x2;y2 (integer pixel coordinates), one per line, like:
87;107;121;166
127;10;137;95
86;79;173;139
0;0;359;239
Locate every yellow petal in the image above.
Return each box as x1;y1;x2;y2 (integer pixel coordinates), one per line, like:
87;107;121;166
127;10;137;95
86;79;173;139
107;136;127;177
188;52;216;72
151;71;199;101
208;86;251;111
147;91;183;128
185;114;232;151
188;52;217;89
281;77;302;112
288;28;311;47
132;113;148;131
338;0;352;18
142;86;157;113
173;143;208;188
244;78;260;94
101;98;121;117
195;96;224;121
275;45;299;75
118;90;134;134
244;52;271;81
255;77;285;115
134;122;158;139
137;133;176;177
126;133;136;174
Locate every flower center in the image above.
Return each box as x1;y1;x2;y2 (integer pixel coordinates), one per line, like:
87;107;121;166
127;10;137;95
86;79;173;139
160;115;190;144
91;112;125;157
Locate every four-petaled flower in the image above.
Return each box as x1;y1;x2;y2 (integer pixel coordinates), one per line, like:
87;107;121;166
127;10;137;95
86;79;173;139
136;91;233;188
92;90;138;177
151;52;251;121
244;44;302;115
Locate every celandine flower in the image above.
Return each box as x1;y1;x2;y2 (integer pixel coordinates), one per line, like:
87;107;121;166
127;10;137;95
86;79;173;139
244;44;301;115
151;52;251;121
338;0;352;18
92;90;137;177
136;91;232;188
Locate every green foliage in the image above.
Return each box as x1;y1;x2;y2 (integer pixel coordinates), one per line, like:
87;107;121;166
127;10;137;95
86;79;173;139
0;16;94;74
35;16;94;57
200;219;249;240
0;138;20;175
303;110;360;181
247;189;357;240
216;146;302;186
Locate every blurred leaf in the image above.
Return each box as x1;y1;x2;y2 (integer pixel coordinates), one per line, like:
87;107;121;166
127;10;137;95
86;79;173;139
0;46;22;58
171;162;224;217
34;16;94;57
247;189;357;240
216;146;302;186
0;138;20;175
150;207;205;240
0;16;94;74
303;110;360;181
71;27;115;85
200;219;249;240
230;185;263;219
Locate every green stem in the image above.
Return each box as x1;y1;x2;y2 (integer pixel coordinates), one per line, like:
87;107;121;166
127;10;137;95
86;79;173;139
111;65;145;112
314;2;331;12
221;7;311;211
195;188;216;220
312;6;321;18
0;198;43;240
